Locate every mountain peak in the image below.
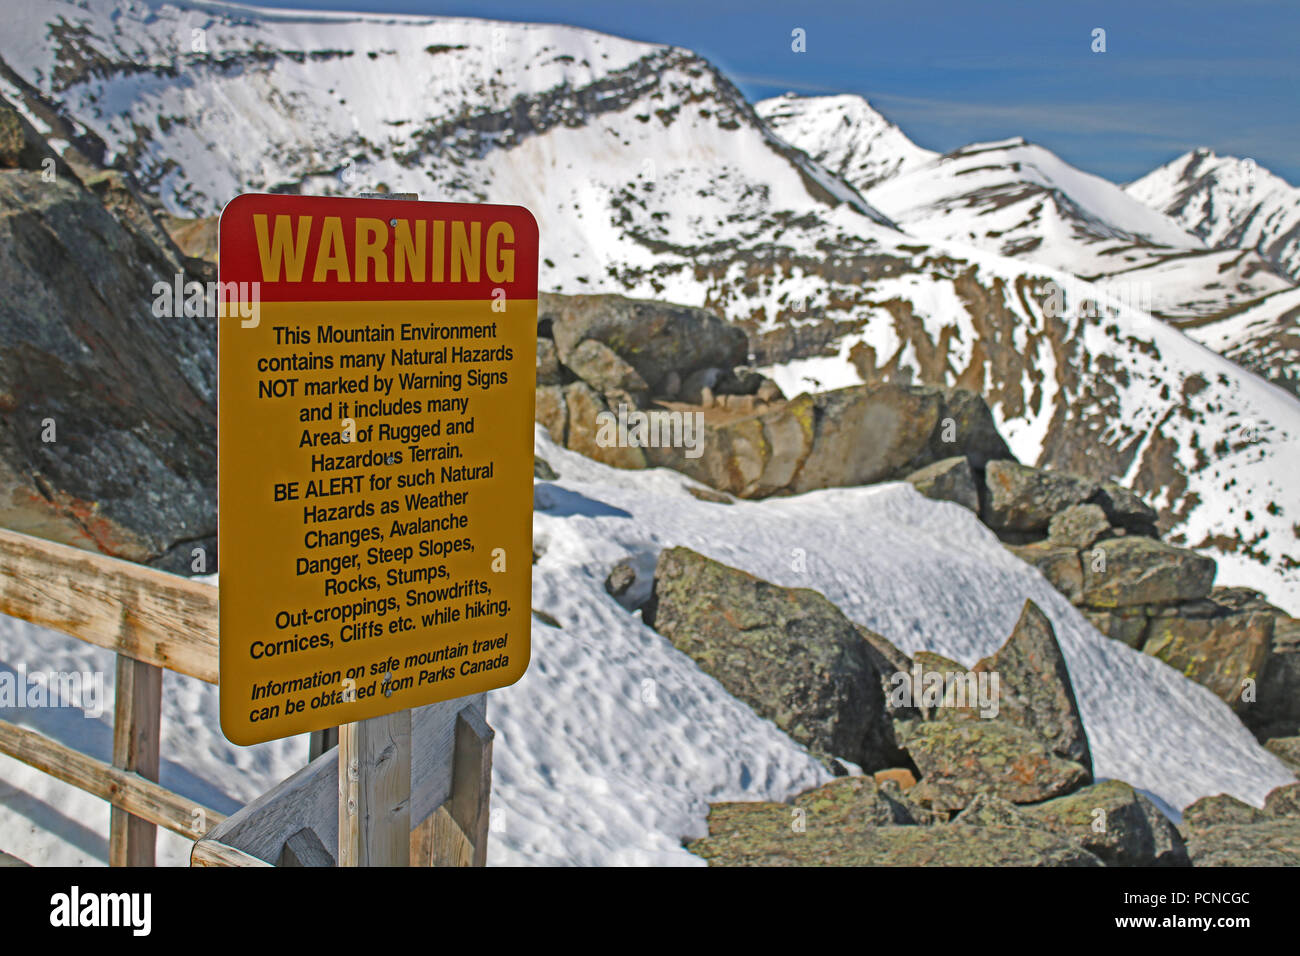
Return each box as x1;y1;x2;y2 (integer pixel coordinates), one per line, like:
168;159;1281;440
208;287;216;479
756;92;935;192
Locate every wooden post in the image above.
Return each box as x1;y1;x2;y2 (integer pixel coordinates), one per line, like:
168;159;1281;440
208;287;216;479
108;654;162;866
308;727;338;762
411;706;493;866
338;710;411;866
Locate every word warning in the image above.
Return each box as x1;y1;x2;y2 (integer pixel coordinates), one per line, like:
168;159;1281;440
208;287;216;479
217;193;537;745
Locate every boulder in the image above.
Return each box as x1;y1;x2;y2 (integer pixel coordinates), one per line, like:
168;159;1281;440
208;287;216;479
972;601;1092;774
536;338;564;386
533;455;557;480
561;338;649;408
645;547;904;770
905;719;1091;812
540;292;747;394
792;775;926;827
604;560;636;600
1142;600;1273;711
1181;793;1268;830
1047;503;1111;550
659;384;1012;499
1093;480;1159;534
1183;785;1300;866
1019;780;1189;866
1251;613;1300;740
1082;608;1150;648
1264;782;1300;819
1080;537;1216;608
560;381;645;469
982;461;1097;533
1007;542;1084;604
0;159;215;571
905;456;979;512
1185;820;1300;866
534;385;567;444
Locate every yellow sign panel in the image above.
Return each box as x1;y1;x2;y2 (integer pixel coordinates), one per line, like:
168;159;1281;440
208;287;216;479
217;194;537;745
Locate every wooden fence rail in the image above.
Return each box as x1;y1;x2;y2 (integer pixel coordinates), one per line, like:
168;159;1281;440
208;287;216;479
0;526;493;867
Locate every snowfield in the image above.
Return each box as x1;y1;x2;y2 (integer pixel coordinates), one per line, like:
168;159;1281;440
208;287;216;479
0;430;1292;866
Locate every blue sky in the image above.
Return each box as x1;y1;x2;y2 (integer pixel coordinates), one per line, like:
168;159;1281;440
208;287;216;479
237;0;1299;184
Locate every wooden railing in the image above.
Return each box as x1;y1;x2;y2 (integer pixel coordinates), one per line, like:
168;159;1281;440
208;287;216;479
0;526;493;866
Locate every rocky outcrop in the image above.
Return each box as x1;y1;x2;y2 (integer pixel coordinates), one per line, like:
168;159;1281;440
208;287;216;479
540;291;748;396
0;96;216;571
645;547;905;770
987;459;1300;735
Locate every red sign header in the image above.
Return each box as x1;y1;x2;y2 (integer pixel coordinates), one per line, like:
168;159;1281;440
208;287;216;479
219;194;539;302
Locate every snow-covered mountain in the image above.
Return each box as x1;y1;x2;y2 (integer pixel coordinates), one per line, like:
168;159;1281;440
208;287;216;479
1;0;1297;612
1127;149;1300;283
763;97;1294;319
757;92;936;192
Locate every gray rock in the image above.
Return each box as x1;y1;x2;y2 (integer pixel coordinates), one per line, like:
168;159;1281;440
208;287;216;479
1082;608;1150;649
1080;537;1216;608
541;292;747;393
906;719;1091;812
982;460;1098;533
646;547;905;770
533;455;557;480
1093;480;1159;532
562;338;649;406
604;560;636;600
1007;541;1084;604
973;600;1093;774
905;456;979;512
561;380;645;470
1020;780;1190;866
1048;503;1111;549
1181;793;1268;831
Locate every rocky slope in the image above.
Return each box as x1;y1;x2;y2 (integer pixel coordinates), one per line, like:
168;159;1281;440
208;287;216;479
763;94;1300;400
2;0;1296;610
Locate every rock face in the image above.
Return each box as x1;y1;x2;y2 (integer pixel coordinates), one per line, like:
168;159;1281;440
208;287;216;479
645;547;904;770
0;97;216;571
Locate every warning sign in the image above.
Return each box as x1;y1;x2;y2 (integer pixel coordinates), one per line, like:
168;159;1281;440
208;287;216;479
217;194;537;745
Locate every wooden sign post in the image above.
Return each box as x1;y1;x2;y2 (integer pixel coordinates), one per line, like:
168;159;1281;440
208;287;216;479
217;193;537;865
